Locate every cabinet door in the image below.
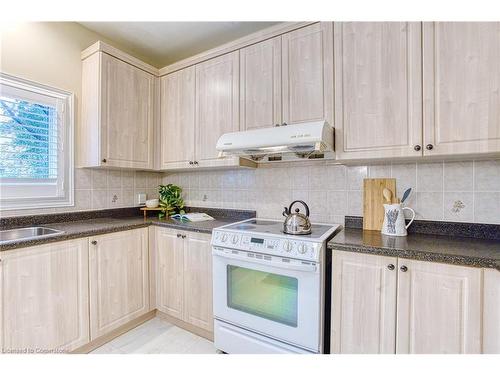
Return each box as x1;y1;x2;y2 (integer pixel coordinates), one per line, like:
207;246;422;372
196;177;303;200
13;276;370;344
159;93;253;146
183;232;213;332
396;259;482;354
156;228;185;320
331;251;397;354
0;239;89;352
89;228;149;339
195;51;239;165
482;268;500;354
160;67;196;169
334;22;423;160
240;37;282;130
423;22;500;156
282;22;333;125
101;53;155;169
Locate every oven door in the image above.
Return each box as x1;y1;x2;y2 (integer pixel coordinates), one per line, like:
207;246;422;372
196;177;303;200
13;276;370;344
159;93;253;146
212;247;322;352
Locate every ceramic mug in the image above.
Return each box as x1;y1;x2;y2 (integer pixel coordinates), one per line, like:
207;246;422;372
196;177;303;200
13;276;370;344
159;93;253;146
381;203;415;237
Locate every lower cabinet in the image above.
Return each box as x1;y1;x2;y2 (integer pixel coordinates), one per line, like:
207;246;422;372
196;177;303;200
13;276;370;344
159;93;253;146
89;228;150;339
155;227;213;333
331;251;397;354
0;239;90;353
331;251;484;354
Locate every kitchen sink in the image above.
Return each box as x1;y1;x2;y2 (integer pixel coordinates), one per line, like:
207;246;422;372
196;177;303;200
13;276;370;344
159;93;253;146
0;227;65;244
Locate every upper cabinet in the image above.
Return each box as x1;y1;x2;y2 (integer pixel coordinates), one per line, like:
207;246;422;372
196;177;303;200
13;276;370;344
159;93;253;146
282;22;334;126
160;66;196;169
423;22;500;156
195;51;240;165
334;22;422;160
239;23;333;130
80;42;158;169
240;37;282;130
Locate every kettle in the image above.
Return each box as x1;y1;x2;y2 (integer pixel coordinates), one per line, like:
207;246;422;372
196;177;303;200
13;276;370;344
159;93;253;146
282;200;312;235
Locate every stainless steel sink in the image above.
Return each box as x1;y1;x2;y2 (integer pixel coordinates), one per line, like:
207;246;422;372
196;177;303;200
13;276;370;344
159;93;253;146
0;227;65;244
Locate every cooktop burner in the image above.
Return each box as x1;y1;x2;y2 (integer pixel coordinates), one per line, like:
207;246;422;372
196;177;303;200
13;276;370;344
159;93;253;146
223;218;335;239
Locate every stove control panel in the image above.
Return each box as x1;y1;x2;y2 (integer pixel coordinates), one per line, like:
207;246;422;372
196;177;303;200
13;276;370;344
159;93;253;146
211;230;322;261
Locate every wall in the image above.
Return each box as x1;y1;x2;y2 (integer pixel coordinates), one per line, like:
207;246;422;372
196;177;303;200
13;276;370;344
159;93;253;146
163;158;500;225
0;22;162;217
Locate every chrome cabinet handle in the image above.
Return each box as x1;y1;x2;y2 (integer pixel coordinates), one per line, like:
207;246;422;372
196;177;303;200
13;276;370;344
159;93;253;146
101;158;107;163
414;145;421;151
176;234;181;238
189;161;193;165
282;122;287;126
426;144;434;150
193;161;198;165
400;265;408;272
387;264;395;271
181;235;186;239
91;240;97;245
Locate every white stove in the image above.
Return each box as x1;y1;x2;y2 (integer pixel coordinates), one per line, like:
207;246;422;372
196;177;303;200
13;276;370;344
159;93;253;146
211;218;341;354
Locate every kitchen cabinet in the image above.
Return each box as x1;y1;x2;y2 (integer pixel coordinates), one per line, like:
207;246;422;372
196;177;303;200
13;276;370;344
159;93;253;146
396;258;482;354
331;251;397;354
183;232;213;332
89;228;150;339
239;37;282;130
155;227;213;333
195;51;240;166
331;251;484;354
80;42;157;169
334;22;423;160
160;66;196;169
0;239;89;352
282;22;333;126
156;227;185;319
483;268;500;353
423;22;500;157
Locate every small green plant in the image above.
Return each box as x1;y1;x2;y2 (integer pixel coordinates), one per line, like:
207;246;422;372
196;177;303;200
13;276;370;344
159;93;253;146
158;184;185;219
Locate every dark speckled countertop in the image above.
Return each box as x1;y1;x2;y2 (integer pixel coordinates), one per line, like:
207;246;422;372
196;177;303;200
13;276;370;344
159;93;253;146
0;208;254;252
329;228;500;271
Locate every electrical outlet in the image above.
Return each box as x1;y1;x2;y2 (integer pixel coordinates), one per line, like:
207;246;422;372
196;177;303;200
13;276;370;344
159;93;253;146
137;192;146;205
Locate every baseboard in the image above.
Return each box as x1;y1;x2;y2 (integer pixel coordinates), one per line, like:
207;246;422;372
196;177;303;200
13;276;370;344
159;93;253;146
155;310;214;342
72;310;156;354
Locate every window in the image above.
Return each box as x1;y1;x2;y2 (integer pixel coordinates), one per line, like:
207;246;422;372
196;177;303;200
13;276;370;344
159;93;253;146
0;73;74;210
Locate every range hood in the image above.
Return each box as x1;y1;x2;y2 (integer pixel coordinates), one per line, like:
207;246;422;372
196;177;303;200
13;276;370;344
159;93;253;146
216;121;334;161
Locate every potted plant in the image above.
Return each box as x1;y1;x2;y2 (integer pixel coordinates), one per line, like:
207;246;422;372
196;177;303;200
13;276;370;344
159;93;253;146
158;184;185;219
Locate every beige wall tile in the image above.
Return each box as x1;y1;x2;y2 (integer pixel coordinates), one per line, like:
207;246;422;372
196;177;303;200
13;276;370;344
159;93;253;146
416;192;443;220
474;192;500;224
347;166;368;191
474;159;500;191
417;162;443;192
443;192;473;222
444;161;473;191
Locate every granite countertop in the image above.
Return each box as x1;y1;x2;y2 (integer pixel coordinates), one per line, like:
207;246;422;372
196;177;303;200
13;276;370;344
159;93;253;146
329;228;500;271
0;213;248;252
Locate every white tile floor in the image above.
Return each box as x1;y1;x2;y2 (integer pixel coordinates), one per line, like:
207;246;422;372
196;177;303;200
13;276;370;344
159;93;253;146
90;317;218;354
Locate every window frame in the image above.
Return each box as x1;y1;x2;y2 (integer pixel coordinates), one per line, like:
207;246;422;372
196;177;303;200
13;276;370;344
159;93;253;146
0;72;74;210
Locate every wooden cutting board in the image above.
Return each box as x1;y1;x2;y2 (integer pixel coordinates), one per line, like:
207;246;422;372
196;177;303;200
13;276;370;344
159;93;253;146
363;178;397;231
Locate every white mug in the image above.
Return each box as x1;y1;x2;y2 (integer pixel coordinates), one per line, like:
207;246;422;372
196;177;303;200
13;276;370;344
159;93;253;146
381;203;415;237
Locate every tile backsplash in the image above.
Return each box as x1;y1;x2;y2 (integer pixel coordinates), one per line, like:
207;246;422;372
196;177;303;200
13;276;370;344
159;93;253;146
1;169;162;218
163;159;500;225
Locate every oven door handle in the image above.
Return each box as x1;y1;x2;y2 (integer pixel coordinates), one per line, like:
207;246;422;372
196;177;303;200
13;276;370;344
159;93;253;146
212;250;318;273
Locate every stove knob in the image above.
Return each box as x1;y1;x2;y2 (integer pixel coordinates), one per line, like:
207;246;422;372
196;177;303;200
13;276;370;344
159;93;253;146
298;244;307;254
283;241;292;252
221;234;228;243
232;235;239;244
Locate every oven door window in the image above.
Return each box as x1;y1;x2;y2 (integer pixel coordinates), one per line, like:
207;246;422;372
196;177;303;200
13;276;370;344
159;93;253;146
227;265;298;327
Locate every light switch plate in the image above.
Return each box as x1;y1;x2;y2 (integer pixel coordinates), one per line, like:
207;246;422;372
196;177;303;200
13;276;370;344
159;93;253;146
136;192;146;205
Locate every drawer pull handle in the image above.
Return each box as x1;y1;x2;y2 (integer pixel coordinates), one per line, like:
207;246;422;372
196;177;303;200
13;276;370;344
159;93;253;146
400;265;408;272
387;264;395;271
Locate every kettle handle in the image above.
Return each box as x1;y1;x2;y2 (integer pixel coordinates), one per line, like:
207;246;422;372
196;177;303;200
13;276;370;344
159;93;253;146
288;200;310;217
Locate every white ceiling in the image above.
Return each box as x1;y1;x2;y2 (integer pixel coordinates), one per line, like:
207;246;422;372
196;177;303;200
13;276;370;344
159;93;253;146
79;22;280;67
